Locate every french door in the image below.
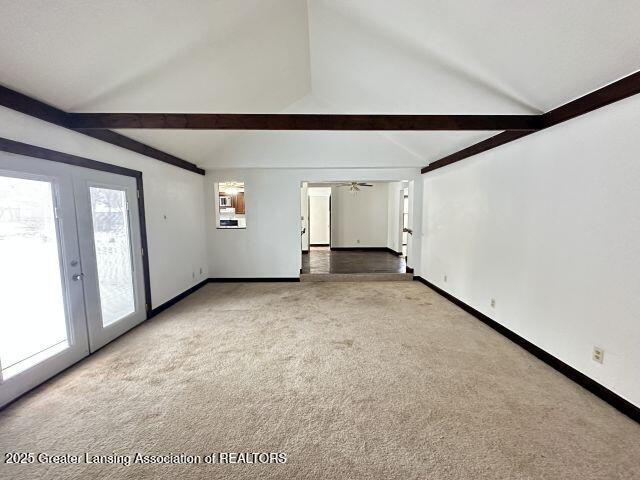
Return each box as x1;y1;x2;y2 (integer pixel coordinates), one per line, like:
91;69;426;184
0;151;146;407
72;168;145;351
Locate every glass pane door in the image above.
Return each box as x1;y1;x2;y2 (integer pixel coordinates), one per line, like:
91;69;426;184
0;153;89;408
0;176;68;379
0;152;147;406
89;186;135;326
73;170;146;352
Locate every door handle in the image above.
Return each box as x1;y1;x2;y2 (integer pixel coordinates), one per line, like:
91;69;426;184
72;273;84;281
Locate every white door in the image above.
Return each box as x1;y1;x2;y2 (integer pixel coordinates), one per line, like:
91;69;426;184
0;153;90;407
0;152;146;407
72;169;146;351
309;195;330;245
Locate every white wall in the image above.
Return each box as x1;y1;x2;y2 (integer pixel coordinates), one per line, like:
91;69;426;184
205;169;420;278
420;94;640;407
203;129;423;168
0;107;208;308
387;181;403;254
330;182;389;248
308;187;331;245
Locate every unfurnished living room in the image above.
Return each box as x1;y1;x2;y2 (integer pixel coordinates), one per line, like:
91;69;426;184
0;1;639;479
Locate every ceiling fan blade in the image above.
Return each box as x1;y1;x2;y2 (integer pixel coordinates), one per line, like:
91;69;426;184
357;183;373;187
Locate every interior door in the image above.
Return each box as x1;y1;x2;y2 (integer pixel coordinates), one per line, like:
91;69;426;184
0;153;89;407
309;195;330;245
72;169;146;352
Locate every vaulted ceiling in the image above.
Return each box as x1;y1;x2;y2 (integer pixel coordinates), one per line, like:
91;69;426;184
1;0;639;169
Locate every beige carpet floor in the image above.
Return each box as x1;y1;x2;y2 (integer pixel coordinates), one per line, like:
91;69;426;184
0;282;638;479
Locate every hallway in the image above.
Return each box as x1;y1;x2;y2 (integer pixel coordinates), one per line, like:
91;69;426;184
301;247;407;274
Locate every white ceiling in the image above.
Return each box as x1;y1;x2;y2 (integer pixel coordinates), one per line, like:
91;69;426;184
1;0;639;169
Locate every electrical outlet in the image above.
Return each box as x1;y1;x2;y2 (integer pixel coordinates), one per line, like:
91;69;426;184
490;298;496;308
200;268;203;275
357;239;360;244
444;275;447;282
593;347;604;364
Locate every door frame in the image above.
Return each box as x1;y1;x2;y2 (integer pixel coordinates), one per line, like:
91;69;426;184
400;186;408;258
329;195;332;247
0;138;152;319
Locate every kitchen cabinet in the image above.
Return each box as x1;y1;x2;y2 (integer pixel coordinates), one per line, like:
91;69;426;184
232;192;245;214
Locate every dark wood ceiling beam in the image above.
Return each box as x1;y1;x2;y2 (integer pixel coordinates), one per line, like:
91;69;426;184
422;70;640;174
6;67;639;176
80;130;204;174
0;85;204;175
0;85;70;125
542;70;640;128
67;113;542;131
421;131;534;173
0;136;142;178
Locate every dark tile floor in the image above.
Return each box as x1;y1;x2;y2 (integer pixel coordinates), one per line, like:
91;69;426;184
301;246;406;274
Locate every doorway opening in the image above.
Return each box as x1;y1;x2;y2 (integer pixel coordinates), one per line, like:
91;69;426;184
300;181;412;281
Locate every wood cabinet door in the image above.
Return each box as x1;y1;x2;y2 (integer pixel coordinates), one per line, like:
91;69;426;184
234;192;245;214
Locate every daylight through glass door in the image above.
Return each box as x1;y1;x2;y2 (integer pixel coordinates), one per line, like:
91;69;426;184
89;186;136;327
0;175;69;380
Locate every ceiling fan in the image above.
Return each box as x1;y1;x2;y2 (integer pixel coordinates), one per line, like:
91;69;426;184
335;181;373;192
